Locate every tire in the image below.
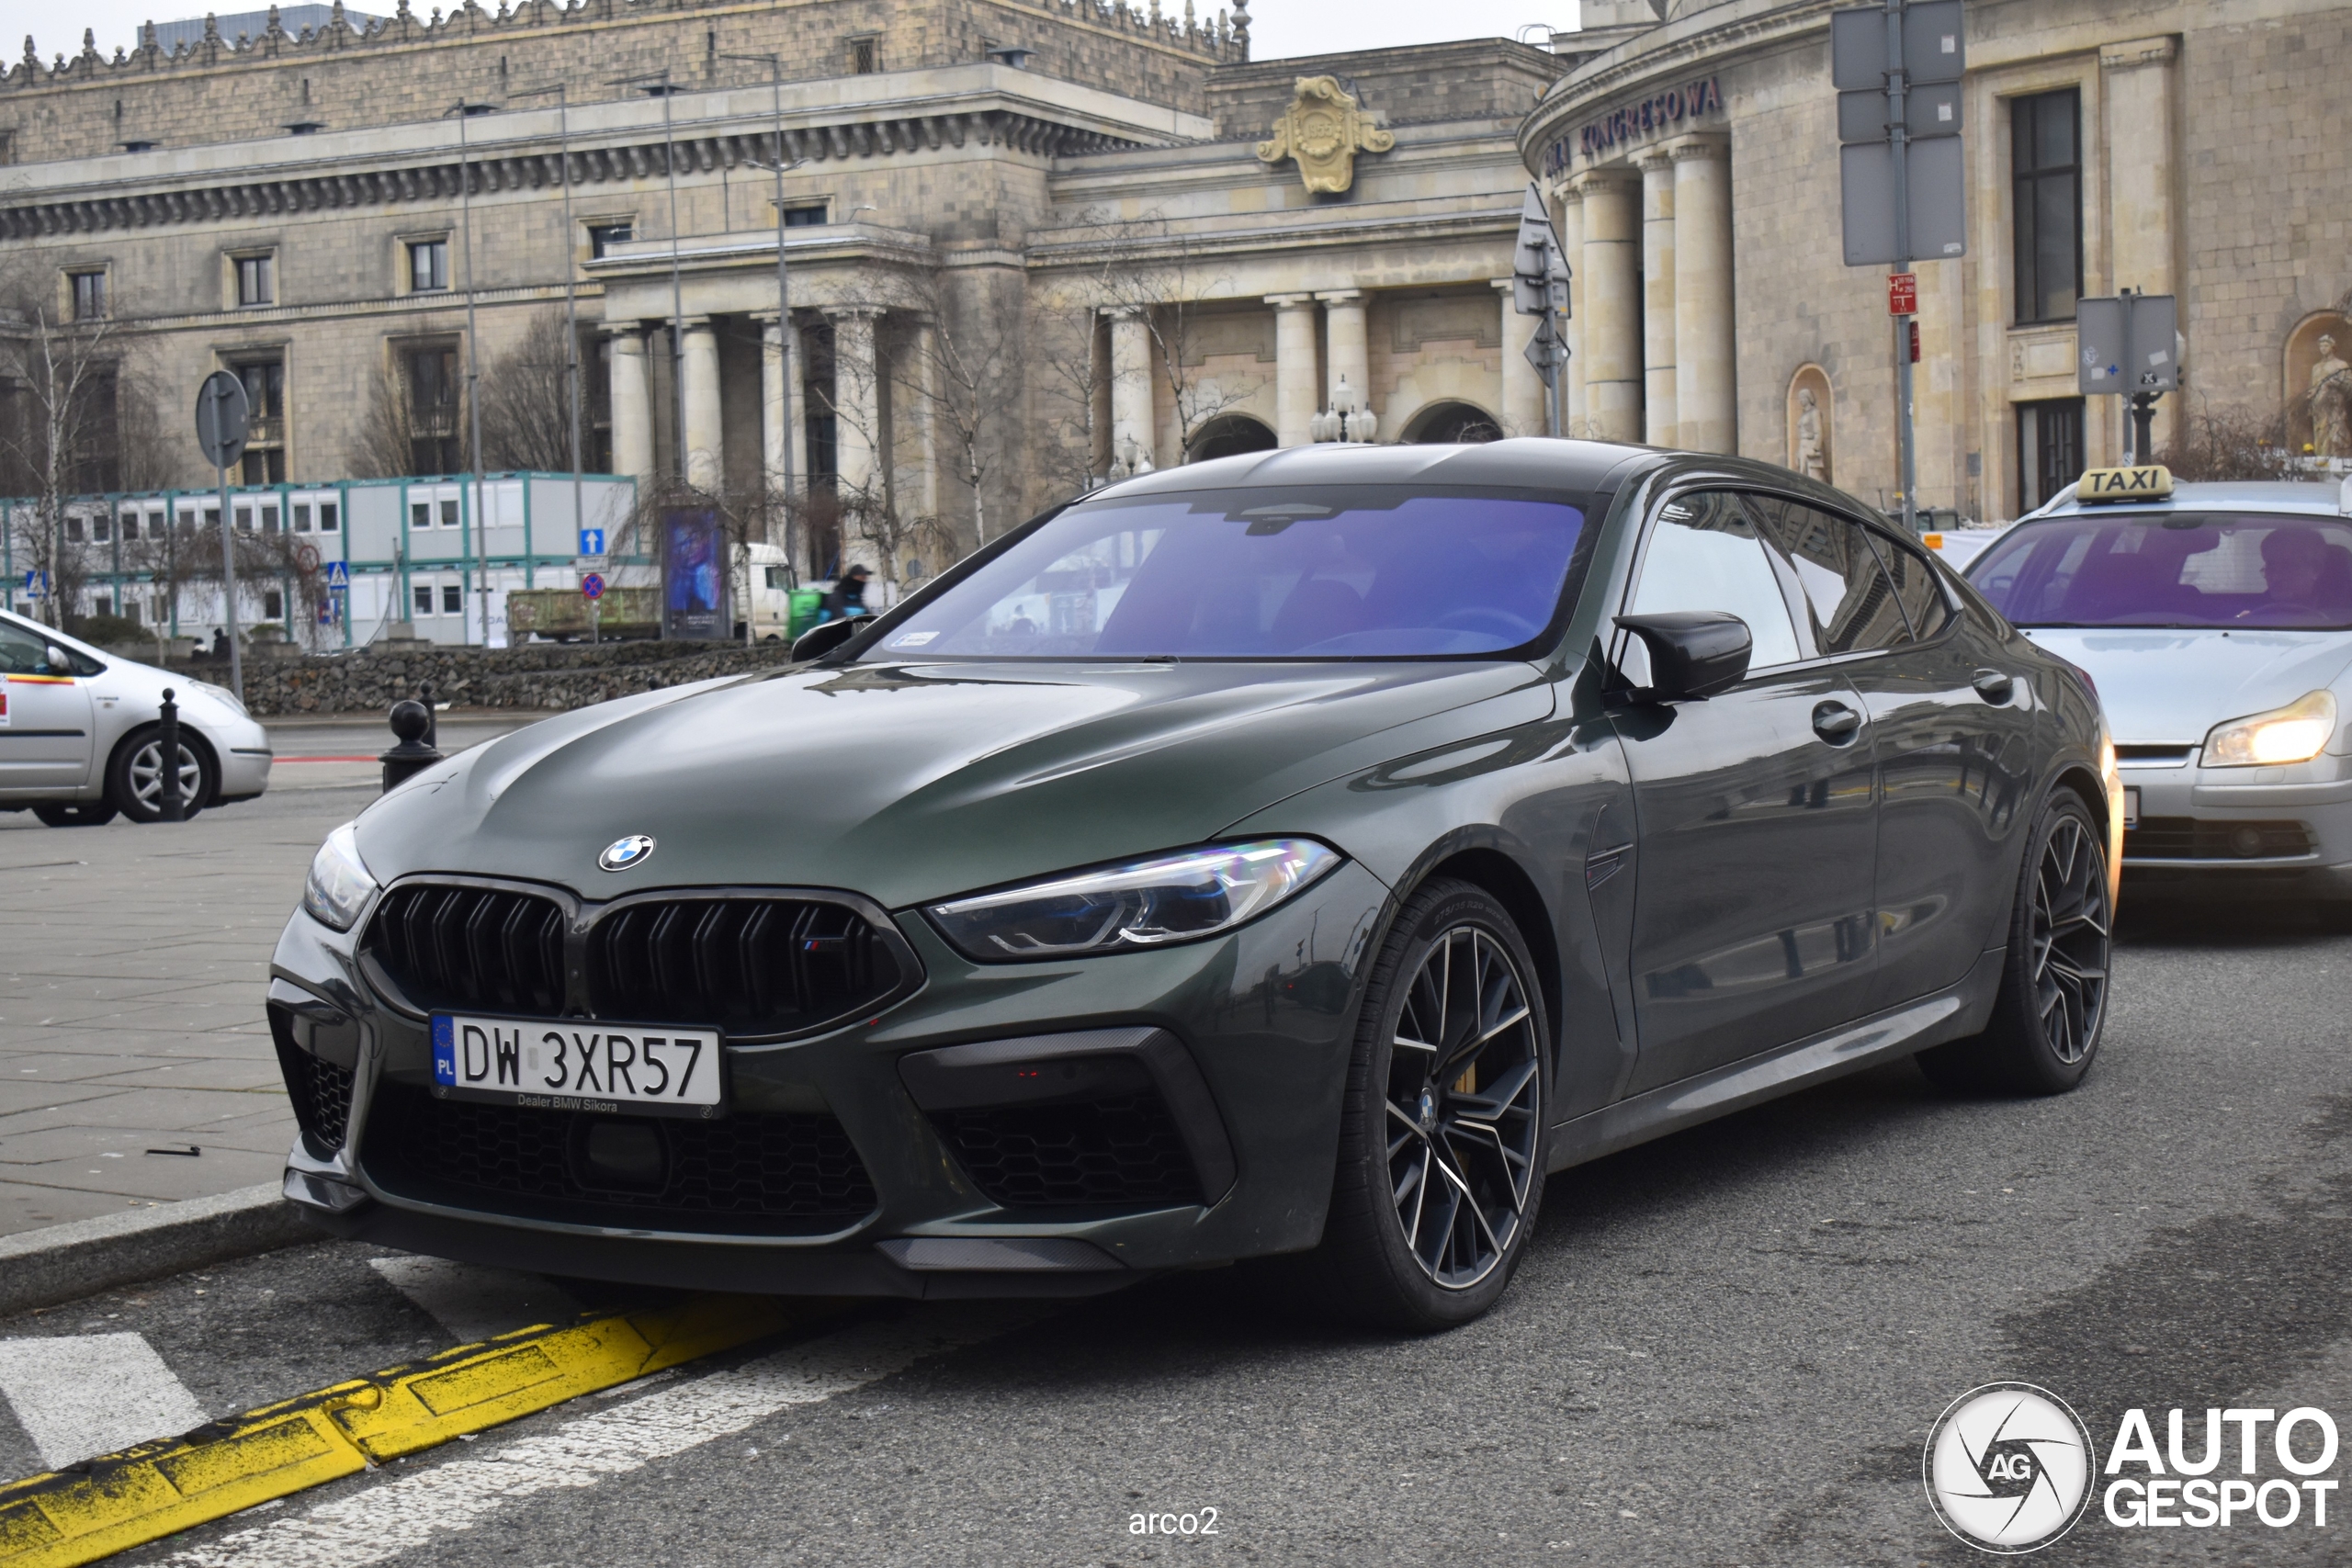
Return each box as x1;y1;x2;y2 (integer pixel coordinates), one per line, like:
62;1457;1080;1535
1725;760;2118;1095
33;801;119;828
1917;791;2112;1095
1310;878;1550;1331
106;727;213;825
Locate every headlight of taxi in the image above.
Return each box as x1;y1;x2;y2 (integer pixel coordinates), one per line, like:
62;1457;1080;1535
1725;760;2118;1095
927;839;1342;961
2199;690;2339;768
302;822;379;931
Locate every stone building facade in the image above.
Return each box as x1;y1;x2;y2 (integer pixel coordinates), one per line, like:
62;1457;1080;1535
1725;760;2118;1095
1521;0;2352;520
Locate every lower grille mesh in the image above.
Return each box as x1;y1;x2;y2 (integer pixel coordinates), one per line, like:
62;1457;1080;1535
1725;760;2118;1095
2124;817;2314;860
932;1092;1203;1209
362;1083;877;1235
273;1040;355;1154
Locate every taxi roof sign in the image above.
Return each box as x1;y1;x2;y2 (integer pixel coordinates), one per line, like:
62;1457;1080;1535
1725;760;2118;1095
2077;464;2173;503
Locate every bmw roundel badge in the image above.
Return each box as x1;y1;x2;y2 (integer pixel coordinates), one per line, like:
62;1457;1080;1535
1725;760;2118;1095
598;834;656;872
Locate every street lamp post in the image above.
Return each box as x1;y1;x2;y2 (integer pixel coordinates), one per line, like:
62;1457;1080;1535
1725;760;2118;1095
447;98;495;646
605;69;691;490
512;83;586;579
721;50;805;637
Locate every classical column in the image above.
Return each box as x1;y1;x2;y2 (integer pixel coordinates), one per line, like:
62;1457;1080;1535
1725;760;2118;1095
1670;137;1736;455
605;322;654;491
1317;290;1368;413
1106;306;1157;471
1575;171;1642;444
1555;184;1585;435
1638;150;1679;448
756;313;789;500
1267;294;1319;446
1494;279;1545;437
823;306;883;575
2102;37;2180;454
680;317;724;492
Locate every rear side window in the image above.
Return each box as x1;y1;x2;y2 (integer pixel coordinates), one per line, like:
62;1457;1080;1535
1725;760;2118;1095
1746;496;1910;655
1625;491;1803;670
1864;531;1955;640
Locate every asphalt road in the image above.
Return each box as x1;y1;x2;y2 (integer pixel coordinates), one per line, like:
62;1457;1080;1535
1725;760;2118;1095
4;891;2348;1566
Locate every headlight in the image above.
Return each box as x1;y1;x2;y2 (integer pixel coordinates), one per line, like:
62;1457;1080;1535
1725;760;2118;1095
927;839;1343;962
302;822;379;931
2199;690;2339;768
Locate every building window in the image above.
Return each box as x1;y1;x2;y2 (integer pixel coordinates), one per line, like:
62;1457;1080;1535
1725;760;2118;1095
94;514;112;543
442;583;464;615
264;590;284;620
2016;397;2085;513
319;502;338;533
119;511;139;541
70;270;107;321
441;499;461;528
293;502;311;533
63;517;84;543
235;252;277;307
413;583;435;617
588;222;635;258
848;36;880;73
408;239;448;293
234;357;287;484
783;203;827;228
405;344;463;475
2010;89;2081;326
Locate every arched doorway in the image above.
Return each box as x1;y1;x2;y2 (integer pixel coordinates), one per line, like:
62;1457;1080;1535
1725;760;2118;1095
1187;414;1278;463
1403;400;1502;445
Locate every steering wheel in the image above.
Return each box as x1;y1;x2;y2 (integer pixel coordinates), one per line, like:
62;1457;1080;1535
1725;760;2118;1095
1430;606;1538;641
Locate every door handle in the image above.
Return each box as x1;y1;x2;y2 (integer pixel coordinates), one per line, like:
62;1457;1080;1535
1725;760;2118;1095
1812;701;1862;743
1972;669;2016;705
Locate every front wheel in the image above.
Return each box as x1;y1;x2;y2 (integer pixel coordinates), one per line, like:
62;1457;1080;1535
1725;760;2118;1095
107;728;213;824
1311;879;1549;1330
1917;791;2111;1095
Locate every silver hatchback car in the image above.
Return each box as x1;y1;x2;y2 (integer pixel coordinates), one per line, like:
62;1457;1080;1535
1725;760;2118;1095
1967;470;2352;901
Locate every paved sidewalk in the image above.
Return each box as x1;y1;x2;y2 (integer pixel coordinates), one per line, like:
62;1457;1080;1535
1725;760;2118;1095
0;714;531;1235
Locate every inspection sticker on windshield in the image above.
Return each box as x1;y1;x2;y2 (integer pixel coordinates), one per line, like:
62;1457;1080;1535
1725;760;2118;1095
431;1014;724;1118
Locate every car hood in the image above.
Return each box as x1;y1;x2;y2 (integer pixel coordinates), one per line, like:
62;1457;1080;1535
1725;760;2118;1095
353;659;1556;908
2020;628;2352;741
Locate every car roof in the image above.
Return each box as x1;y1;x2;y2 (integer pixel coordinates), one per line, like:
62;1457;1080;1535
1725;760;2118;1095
1095;438;1657;498
2029;478;2350;521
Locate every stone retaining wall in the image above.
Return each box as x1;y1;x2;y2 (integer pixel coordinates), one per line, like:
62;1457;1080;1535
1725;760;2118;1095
225;640;808;716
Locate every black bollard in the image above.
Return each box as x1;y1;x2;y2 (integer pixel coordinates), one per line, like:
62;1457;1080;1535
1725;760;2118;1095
380;700;445;793
419;681;439;750
156;689;185;824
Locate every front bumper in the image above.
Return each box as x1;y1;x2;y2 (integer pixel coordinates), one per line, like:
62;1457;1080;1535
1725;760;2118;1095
270;863;1388;1295
2118;756;2352;898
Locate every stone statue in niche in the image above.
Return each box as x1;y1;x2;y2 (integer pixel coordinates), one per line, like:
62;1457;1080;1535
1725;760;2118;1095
2309;334;2352;457
1255;76;1395;195
1796;387;1827;481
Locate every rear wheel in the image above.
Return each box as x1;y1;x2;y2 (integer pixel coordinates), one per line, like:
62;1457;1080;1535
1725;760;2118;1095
107;728;212;824
33;801;119;828
1312;879;1548;1330
1917;792;2111;1095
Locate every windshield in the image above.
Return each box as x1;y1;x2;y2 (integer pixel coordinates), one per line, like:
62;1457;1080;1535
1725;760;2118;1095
860;488;1589;661
1969;512;2352;629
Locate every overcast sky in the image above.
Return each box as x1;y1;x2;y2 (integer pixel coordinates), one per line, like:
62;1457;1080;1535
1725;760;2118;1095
40;0;1568;80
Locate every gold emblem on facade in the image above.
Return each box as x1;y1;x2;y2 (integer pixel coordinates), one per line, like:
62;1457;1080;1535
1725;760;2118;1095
1255;76;1395;194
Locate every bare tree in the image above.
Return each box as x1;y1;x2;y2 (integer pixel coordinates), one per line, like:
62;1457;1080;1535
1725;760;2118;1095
887;270;1023;550
2157;400;2299;483
478;310;579;474
1072;209;1262;468
355;339;466;479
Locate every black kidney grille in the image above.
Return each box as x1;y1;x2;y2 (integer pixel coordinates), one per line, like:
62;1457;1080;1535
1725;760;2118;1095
932;1092;1203;1210
364;885;566;1015
272;1036;355;1154
587;898;901;1036
361;1083;877;1235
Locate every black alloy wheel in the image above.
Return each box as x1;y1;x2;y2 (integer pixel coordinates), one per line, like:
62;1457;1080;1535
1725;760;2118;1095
1918;792;2111;1095
107;728;211;824
34;801;119;828
1314;879;1548;1328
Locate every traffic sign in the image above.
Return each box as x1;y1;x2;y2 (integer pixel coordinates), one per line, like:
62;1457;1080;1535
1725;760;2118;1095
1510;183;1571;318
295;542;322;572
194;372;250;470
582;573;605;601
579;527;606;558
1523;314;1569;372
1887;272;1917;315
324;560;351;589
22;570;48;599
2077;293;2179;394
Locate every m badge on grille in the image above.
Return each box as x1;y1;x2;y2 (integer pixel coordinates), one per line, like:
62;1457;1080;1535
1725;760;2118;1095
599;834;656;872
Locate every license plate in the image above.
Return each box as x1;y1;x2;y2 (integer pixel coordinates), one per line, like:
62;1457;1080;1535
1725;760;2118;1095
432;1015;724;1118
2122;787;2141;829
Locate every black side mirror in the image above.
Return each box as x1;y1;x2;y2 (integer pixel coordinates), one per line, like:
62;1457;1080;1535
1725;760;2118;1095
789;616;863;663
1613;612;1752;702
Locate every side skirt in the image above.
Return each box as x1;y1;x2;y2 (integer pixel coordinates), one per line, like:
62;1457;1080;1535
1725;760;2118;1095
1545;945;2007;1174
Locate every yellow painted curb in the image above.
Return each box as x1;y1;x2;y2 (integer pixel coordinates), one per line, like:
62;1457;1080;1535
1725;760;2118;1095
0;1292;812;1568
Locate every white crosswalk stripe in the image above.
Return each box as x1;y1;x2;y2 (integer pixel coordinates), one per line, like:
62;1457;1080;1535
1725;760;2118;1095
366;1257;583;1344
164;1303;1045;1568
0;1332;208;1470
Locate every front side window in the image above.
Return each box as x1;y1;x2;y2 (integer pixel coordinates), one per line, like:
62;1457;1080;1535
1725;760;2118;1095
2011;88;2081;325
1746;496;1912;655
236;252;276;307
409;239;449;292
70;270;107;321
1623;491;1802;670
1970;513;2352;629
1866;532;1955;640
0;619;53;674
864;488;1590;661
